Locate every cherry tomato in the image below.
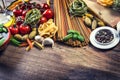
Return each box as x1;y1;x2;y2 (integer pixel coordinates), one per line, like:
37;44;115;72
22;10;29;17
16;16;25;26
40;17;47;24
42;3;50;9
9;25;19;35
13;8;23;17
43;9;54;19
19;24;31;35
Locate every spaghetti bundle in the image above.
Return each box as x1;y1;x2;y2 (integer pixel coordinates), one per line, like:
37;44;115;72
54;0;91;47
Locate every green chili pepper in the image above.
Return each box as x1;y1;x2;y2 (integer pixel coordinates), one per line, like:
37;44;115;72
63;34;73;42
68;30;80;36
72;34;78;40
77;35;84;42
10;37;21;46
0;38;5;46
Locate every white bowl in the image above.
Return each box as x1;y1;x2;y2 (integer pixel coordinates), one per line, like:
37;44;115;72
90;26;120;49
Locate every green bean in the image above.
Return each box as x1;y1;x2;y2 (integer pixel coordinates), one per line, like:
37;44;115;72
77;35;84;42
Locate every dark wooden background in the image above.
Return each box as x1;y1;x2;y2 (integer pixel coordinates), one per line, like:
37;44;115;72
0;0;120;80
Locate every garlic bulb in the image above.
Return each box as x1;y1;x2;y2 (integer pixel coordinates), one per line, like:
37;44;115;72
34;35;44;43
42;37;54;47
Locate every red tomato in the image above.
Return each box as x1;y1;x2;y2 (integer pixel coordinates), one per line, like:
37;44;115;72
13;8;23;17
42;3;50;9
22;10;29;17
19;24;31;35
43;9;53;19
9;25;19;35
40;17;47;24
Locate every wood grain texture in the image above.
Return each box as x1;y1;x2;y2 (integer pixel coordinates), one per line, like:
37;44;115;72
0;43;120;80
0;0;120;80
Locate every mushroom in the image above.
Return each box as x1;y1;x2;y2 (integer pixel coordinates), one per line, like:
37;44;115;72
42;37;54;47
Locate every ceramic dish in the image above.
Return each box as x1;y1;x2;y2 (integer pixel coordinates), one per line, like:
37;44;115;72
0;28;11;51
90;27;120;49
117;21;120;35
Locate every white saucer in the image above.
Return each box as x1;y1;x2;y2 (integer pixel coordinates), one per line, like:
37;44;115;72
90;27;120;49
117;21;120;35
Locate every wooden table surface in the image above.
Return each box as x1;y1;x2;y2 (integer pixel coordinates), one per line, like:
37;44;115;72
0;0;120;80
